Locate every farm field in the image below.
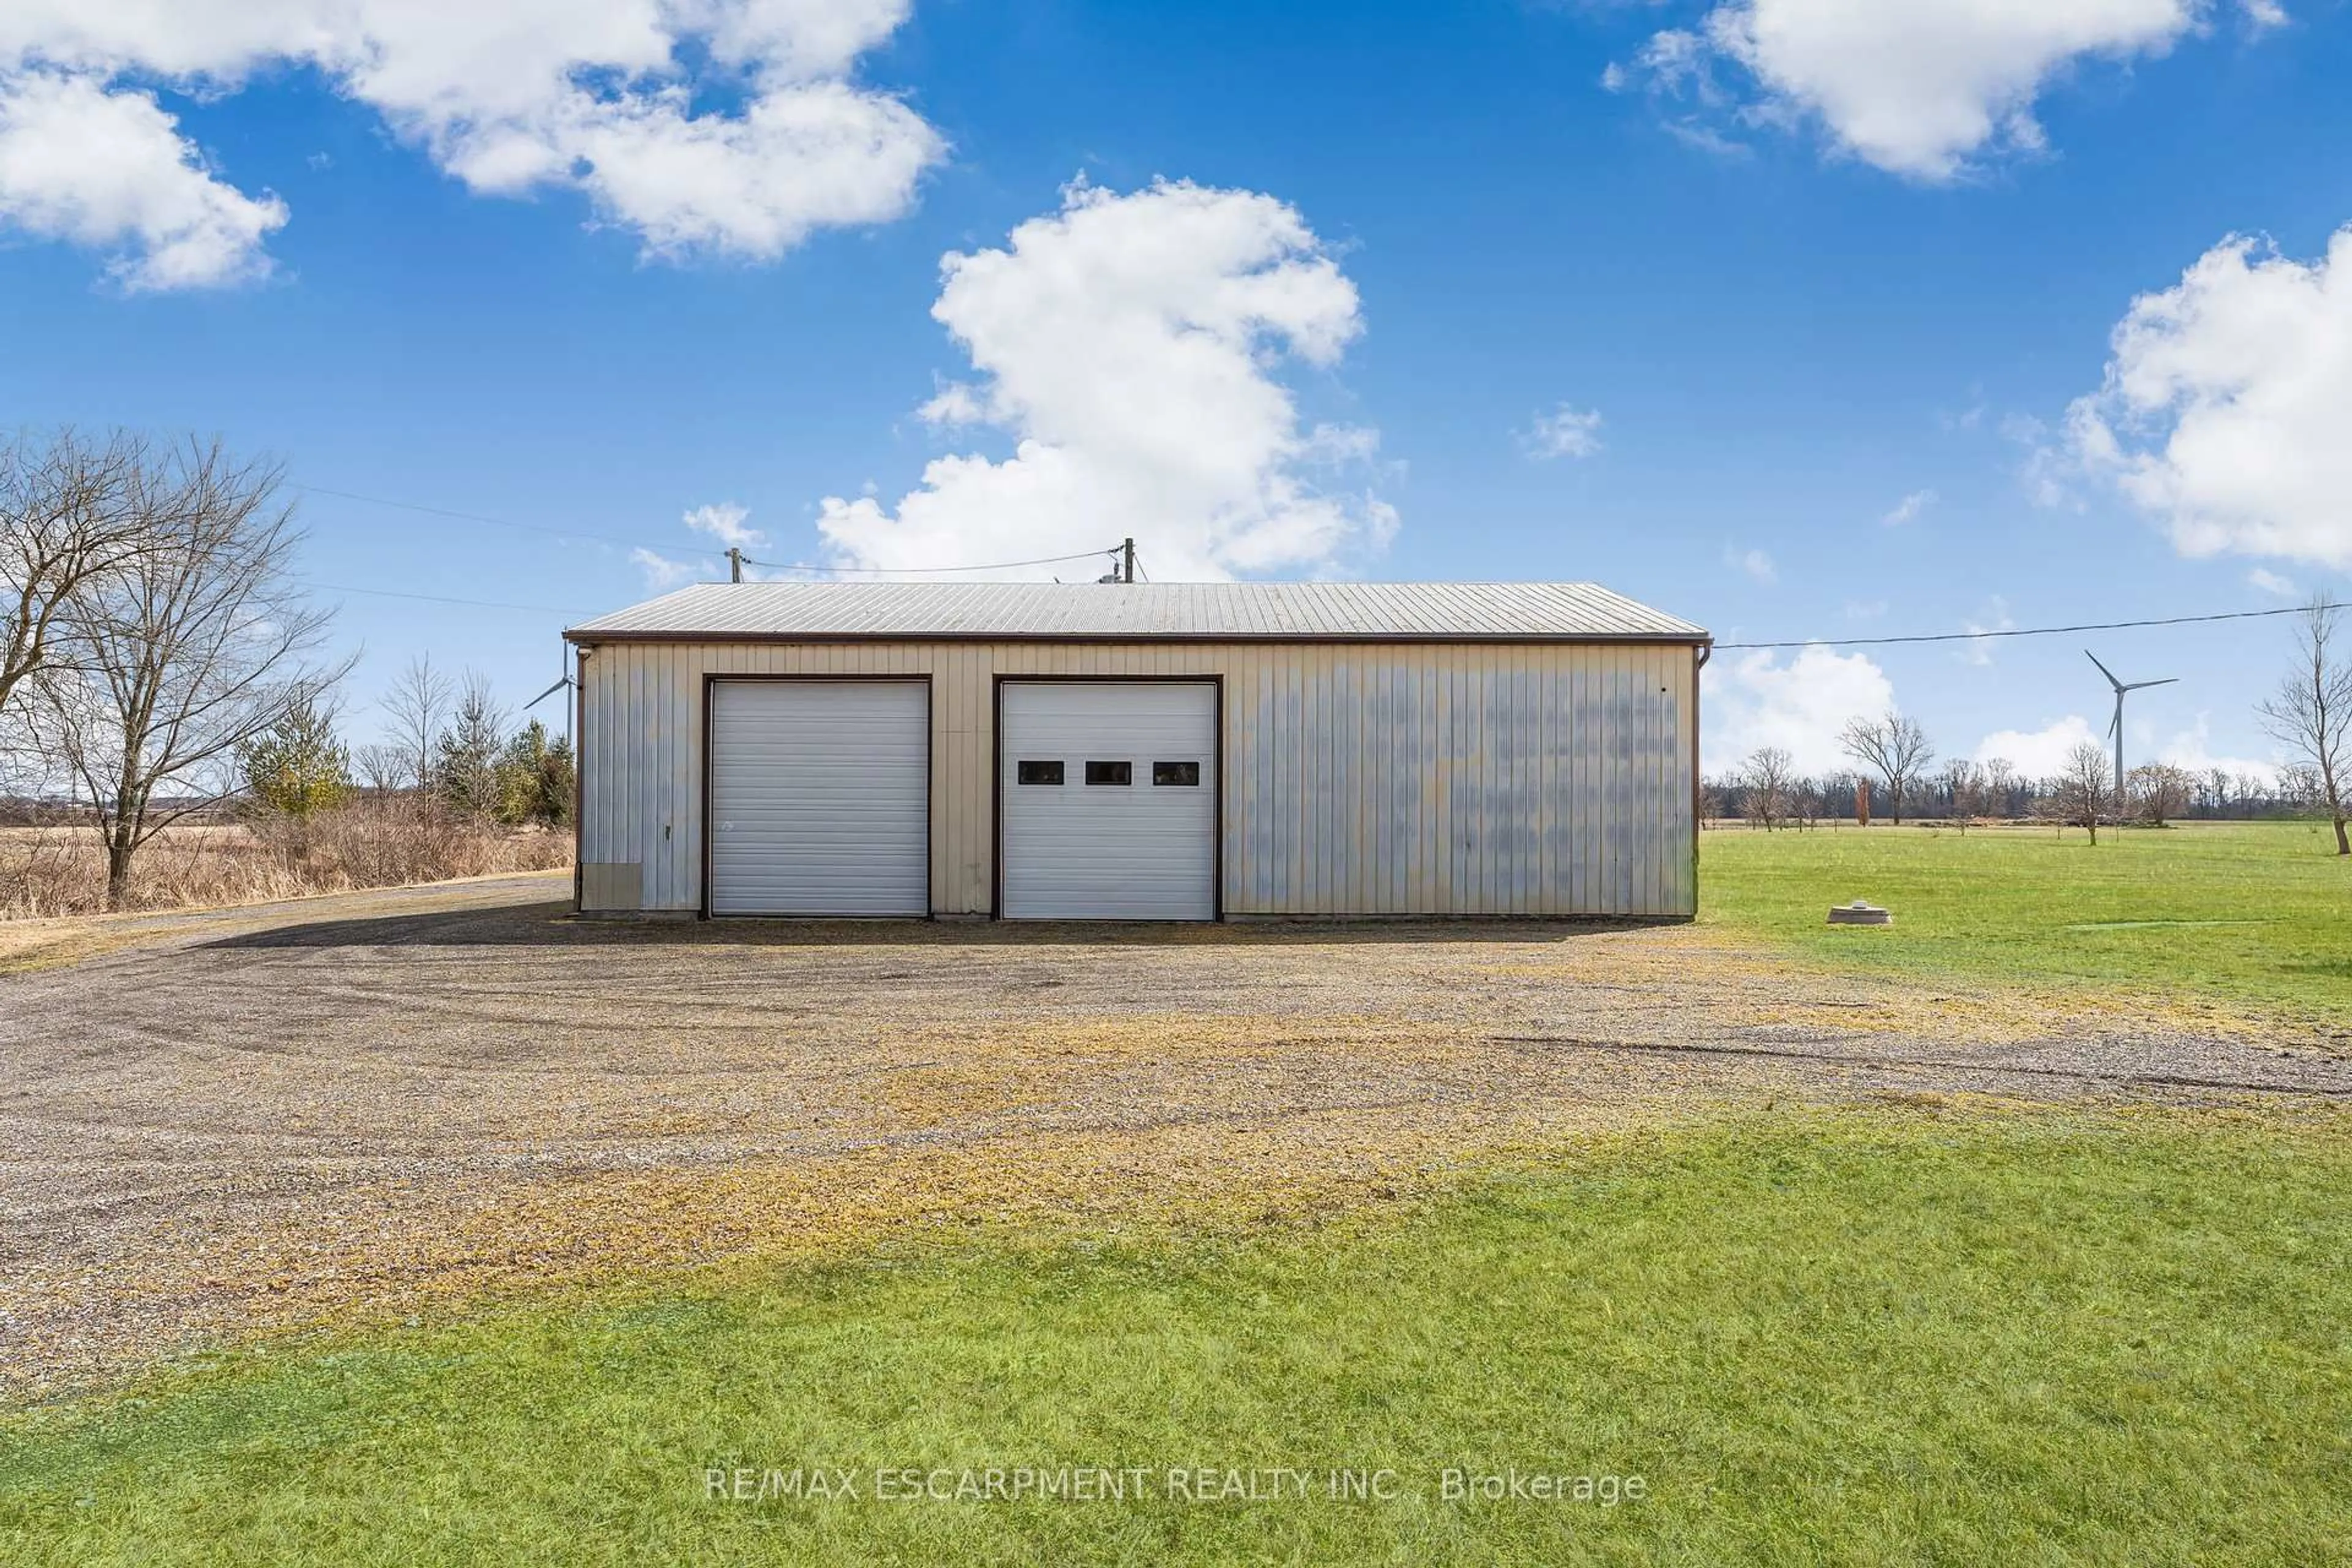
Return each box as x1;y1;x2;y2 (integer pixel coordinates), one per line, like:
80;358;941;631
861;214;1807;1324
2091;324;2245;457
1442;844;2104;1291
4;1110;2346;1566
1702;821;2352;1025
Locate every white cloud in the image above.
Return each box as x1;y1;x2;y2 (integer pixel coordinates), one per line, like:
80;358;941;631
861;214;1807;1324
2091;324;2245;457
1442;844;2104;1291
1979;710;2282;782
1621;0;2279;181
2066;227;2352;568
918;380;987;428
683;501;765;550
1960;595;2015;665
0;70;287;290
1724;545;1777;584
2158;712;2280;781
1704;644;1893;774
0;0;941;288
1521;404;1605;461
1881;488;1937;527
629;546;699;590
1660;119;1754;159
1973;714;2101;778
2247;567;2299;598
817;178;1391;582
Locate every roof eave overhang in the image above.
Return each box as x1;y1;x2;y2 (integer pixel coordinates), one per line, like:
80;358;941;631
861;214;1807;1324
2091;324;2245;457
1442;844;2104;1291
563;628;1714;647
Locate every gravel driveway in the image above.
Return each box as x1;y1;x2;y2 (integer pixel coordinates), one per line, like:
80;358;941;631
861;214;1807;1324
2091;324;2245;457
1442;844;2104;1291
3;870;2345;1399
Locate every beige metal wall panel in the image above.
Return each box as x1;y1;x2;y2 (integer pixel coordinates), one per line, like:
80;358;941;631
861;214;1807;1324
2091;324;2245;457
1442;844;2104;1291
574;638;1697;919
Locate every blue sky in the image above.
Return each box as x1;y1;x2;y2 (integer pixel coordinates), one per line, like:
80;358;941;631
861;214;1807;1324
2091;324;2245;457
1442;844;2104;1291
3;0;2347;778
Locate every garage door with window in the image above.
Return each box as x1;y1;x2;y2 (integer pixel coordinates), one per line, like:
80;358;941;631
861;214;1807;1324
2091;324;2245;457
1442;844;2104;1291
1000;680;1216;920
708;679;929;916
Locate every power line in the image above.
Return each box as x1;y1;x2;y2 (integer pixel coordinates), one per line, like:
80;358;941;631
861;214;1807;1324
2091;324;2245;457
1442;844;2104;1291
300;581;585;614
290;483;671;554
296;481;1129;579
1716;601;2332;651
737;545;1125;576
292;488;2321;638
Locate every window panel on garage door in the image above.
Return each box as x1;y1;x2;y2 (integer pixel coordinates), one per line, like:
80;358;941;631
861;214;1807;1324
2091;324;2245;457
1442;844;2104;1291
709;680;928;916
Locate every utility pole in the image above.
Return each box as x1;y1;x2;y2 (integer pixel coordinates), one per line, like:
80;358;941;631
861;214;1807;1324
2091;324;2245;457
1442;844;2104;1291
727;547;743;583
1121;537;1136;584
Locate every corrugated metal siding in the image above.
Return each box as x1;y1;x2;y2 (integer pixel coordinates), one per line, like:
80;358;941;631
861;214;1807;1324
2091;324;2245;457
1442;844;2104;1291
570;581;1706;642
576;639;1697;918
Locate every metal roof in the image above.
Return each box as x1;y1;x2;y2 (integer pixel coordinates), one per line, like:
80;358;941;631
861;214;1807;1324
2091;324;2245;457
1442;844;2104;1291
566;581;1707;643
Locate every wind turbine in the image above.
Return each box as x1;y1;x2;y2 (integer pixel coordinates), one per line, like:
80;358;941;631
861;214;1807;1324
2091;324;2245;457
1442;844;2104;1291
2085;650;2177;796
525;649;579;747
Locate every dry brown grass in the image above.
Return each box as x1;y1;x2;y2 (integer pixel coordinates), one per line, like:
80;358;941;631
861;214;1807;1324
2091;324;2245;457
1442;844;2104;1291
0;801;571;920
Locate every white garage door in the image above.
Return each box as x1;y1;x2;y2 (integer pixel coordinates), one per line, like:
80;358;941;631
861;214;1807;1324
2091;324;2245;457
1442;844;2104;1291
709;680;928;916
1000;681;1216;920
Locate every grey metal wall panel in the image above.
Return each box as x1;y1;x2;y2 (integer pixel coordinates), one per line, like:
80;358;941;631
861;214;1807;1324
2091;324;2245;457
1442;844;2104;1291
707;679;928;916
575;640;1696;920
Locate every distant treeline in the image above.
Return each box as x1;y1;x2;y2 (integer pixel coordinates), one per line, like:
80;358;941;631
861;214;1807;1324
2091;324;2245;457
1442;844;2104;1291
1703;763;2316;829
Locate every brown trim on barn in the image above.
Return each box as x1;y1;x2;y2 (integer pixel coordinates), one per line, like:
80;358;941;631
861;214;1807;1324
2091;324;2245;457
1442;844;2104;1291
568;630;1708;649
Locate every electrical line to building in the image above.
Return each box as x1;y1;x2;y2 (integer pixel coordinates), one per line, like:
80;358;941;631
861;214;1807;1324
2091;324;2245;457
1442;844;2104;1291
290;483;672;554
298;580;588;614
1714;600;2336;652
734;545;1126;577
296;481;1134;582
290;483;2326;638
295;572;2335;638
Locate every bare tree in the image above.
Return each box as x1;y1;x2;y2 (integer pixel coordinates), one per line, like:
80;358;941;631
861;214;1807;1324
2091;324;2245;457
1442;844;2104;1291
1790;775;1822;831
1839;710;1936;824
1;429;149;726
2128;762;2193;827
2256;598;2350;856
382;652;453;794
1941;758;1984;832
1738;745;1795;831
1813;769;1850;826
354;742;411;796
2279;762;2325;814
2051;742;2113;845
35;439;351;907
1981;757;2019;818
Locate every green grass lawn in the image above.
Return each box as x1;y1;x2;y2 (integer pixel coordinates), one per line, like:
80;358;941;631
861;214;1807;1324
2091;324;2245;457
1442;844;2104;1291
6;1110;2348;1566
1702;820;2352;1022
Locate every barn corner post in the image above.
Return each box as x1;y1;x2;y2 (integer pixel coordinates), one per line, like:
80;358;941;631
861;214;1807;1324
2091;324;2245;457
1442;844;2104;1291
1691;639;1710;920
571;639;589;915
